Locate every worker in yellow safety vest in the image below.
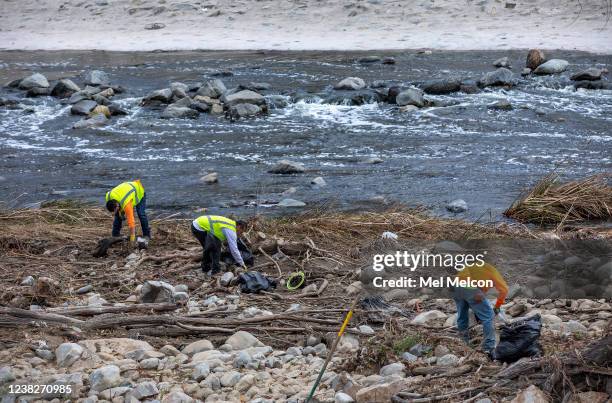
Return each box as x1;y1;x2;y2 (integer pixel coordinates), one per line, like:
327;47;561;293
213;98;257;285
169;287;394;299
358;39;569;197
105;180;151;245
191;215;247;275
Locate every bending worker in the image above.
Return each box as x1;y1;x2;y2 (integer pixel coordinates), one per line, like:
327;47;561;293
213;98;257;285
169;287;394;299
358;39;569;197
191;215;247;275
105;179;151;245
452;261;508;356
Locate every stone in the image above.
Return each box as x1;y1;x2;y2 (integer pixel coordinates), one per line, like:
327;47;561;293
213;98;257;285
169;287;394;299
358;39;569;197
160;345;181;356
278;198;306;207
18;73;49;89
220;271;234;286
411;310;447;325
356;378;422;402
409;343;432;357
534;59;569;75
139;357;160;369
161;105;199;119
266;94;289;109
268;160;305;174
21;276;35;286
446;199;468;213
192;362;210;381
565;320;588;334
488;99;513;111
100;386;130;400
50;79;80;98
339;334;360;351
140;280;175;303
229;103;262;118
365;157;383;164
197;79;227;98
221;90;265;107
335;391;355;403
200;172;218;184
396;88;424;107
161;391;193;403
346;281;362;296
79;338;153;357
358;55;381;63
526;49;546;70
511;385;550;403
479;68;515;87
71;100;98;115
567;392;610;403
84;70;110;86
170;82;189;99
233;350;252;368
401;352;418;362
493;56;511;68
90;365;121;391
220;370;241;387
0;366;15;385
522;68;532;76
311;177;326;187
434;345;450;357
570;67;606;81
56;342;83;367
36;348;54;361
26;86;51;97
334;77;367;90
382;57;396;65
247;82;271;91
90;104;111;118
379;362;405;377
143;88;173;104
76;284;93;294
358;325;375;335
421;79;461;95
131;381;159;399
437;353;459;366
73;114;109;129
225;331;264;350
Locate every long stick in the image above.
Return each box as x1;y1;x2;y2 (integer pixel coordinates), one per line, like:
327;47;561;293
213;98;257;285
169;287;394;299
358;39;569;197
305;295;360;403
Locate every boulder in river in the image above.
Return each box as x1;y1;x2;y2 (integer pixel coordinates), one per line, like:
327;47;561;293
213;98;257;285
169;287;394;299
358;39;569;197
18;73;49;90
446;199;468;213
493;56;511;68
266;95;289;109
170;82;189;99
229;103;262;118
421;79;461;95
570;67;607;81
160;105;199;119
221;89;265;107
334;77;366;90
142;88;173;105
83;70;110;86
526;49;546;70
108;103;128;116
534;59;569;75
72;114;109;129
396;88;425;107
268;160;305;174
89;105;111;118
197;79;227;98
246;82;271;91
26;87;51;97
358;55;381;63
488;99;513;111
50;79;80;98
71;100;98;115
573;80;612;90
478;68;515;87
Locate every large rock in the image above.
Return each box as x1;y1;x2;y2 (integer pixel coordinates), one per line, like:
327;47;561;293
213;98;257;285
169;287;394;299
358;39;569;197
197;79;227;98
18;73;49;90
143;88;173;104
220;371;241;387
160;105;199;119
379;362;405;377
140;280;175;303
493;56;511;68
421;79;461;95
446;199;468;213
479;68;515;87
511;385;550;403
83;70;110;86
26;87;51;97
534;59;569;75
570;67;606;81
229;103;262;118
90;104;111;118
0;366;15;385
131;381;159;400
170;82;189;99
356;378;422;402
51;79;80;98
526;49;546;70
268;160;305;174
395;88;424;107
89;365;121;391
182;339;214;356
192;362;210;381
73;114;108;129
411;310;447;325
334;77;366;90
71;100;98;115
56;343;83;367
221;90;265;107
224;331;264;350
161;391;193;403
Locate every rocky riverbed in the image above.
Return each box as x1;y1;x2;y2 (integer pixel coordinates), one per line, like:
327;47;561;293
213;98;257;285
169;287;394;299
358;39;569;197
1;49;611;219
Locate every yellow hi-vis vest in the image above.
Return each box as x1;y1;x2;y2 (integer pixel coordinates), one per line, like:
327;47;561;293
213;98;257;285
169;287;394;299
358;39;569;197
195;215;236;241
105;181;145;210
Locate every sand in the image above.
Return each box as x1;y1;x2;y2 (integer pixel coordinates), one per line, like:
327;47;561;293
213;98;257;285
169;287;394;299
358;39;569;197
0;0;611;53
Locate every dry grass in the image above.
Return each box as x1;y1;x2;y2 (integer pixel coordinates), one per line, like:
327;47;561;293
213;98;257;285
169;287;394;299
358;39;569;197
504;173;612;225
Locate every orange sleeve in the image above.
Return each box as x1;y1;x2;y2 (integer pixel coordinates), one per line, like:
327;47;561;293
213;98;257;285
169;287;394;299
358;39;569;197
124;201;135;233
488;265;508;308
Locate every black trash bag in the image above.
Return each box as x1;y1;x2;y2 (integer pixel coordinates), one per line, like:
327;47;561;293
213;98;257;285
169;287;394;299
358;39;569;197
221;238;254;266
237;272;277;294
92;237;125;258
492;314;543;363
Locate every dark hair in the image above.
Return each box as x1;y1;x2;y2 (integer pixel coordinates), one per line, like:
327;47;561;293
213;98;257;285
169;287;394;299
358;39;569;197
236;220;247;229
106;199;119;212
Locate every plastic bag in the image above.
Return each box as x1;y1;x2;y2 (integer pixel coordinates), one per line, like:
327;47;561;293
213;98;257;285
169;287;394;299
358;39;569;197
492;314;543;363
237;272;277;294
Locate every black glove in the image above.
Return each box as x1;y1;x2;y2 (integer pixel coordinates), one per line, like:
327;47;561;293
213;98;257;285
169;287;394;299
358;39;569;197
493;307;500;315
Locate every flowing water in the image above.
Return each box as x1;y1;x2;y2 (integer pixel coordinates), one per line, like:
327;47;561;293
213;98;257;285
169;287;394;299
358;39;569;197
0;50;611;219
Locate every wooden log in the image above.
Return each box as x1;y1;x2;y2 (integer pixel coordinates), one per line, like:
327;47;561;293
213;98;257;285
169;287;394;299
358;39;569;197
46;303;179;316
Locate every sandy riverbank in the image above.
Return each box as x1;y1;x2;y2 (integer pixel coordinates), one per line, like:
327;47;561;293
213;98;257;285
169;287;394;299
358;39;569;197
1;0;611;52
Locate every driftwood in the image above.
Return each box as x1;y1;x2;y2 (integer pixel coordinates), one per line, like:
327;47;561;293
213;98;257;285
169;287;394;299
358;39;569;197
46;302;179;316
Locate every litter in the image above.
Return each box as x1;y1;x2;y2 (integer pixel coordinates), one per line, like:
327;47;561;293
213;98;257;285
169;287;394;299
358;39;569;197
492;314;543;363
